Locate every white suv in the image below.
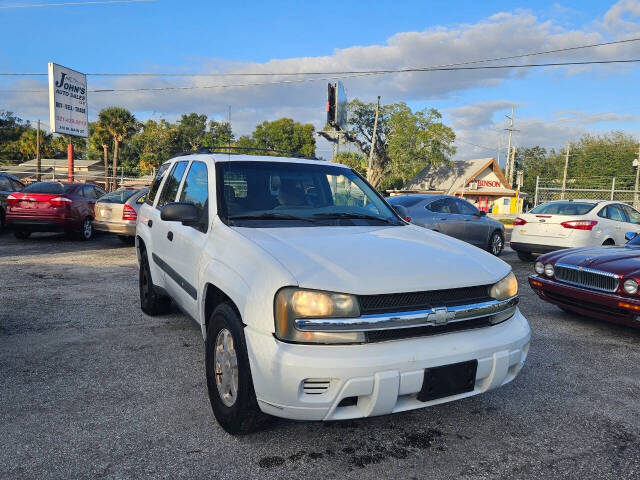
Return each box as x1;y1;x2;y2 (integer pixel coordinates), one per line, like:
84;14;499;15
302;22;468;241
136;153;531;434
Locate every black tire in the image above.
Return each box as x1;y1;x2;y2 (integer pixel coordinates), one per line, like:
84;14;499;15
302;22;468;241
139;250;171;316
517;251;536;262
0;207;5;233
205;303;273;435
487;231;504;256
602;239;615;246
78;217;93;241
118;235;135;245
14;230;31;240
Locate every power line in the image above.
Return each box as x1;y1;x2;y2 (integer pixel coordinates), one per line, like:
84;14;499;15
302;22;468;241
0;0;153;9
2;36;640;78
2;59;639;94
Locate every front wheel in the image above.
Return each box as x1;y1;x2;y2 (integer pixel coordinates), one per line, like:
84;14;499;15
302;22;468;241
206;303;272;435
139;250;171;316
488;231;504;256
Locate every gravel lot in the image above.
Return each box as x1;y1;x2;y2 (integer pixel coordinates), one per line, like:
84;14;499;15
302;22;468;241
1;231;640;479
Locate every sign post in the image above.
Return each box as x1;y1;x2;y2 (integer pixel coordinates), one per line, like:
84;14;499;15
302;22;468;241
47;63;88;182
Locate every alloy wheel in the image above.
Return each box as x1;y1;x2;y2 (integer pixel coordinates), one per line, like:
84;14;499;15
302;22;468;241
214;328;239;407
492;234;503;255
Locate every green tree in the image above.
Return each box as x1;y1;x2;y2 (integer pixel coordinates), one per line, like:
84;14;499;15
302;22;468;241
322;100;456;189
89;121;112;185
98;107;139;189
176;113;208;151
0;111;30;163
131;119;178;173
334;152;367;176
203;120;234;148
251;118;315;157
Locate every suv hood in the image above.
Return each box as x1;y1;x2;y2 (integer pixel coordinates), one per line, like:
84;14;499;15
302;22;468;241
236;225;509;294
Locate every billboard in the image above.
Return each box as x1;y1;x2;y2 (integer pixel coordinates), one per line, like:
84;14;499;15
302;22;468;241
48;62;88;138
326;81;347;131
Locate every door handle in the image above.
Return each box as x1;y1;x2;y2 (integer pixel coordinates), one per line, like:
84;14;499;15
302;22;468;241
167;231;173;241
148;219;153;228
440;217;448;221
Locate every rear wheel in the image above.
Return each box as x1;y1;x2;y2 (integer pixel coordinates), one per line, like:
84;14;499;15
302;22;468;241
206;303;272;434
487;231;504;256
78;217;93;241
602;239;615;246
14;230;31;240
517;251;536;262
139;250;171;316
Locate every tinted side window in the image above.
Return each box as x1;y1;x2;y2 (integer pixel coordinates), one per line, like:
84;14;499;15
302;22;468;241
10;180;24;191
457;199;479;215
94;186;106;198
179;162;209;231
443;198;460;214
83;185;97;199
622;205;640;225
599;205;626;222
0;178;11;191
157;161;188;208
146;163;170;206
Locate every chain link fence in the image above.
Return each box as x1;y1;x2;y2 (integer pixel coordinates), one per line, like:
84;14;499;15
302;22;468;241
1;169;151;190
535;176;640;209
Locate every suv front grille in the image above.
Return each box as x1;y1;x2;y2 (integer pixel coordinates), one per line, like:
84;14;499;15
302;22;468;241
554;263;619;293
357;285;492;315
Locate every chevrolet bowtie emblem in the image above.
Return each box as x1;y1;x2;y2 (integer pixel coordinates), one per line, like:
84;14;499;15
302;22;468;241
430;307;455;325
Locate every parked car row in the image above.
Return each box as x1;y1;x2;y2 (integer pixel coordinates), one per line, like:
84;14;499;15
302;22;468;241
1;178;148;241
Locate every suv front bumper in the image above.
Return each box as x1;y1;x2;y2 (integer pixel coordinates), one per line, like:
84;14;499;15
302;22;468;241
245;309;530;421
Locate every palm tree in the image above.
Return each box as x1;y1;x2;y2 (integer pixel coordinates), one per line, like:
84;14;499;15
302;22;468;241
98;107;138;190
89;122;112;190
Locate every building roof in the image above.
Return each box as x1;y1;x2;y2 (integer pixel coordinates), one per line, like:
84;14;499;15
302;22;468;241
18;158;102;168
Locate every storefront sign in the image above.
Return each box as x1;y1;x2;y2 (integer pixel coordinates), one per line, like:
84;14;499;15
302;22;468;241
48;62;88;138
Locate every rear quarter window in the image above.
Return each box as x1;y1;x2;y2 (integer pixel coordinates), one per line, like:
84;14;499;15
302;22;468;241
530;202;596;215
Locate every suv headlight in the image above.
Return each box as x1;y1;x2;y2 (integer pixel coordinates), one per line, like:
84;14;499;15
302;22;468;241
489;272;518;300
274;287;363;344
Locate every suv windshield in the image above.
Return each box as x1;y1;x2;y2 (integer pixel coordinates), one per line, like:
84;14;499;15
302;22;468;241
217;161;402;227
529;201;596;215
22;182;74;194
97;189;140;204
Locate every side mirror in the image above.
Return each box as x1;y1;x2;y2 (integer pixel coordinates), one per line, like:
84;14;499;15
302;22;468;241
475;210;487;217
392;204;411;222
161;202;200;226
625;231;637;242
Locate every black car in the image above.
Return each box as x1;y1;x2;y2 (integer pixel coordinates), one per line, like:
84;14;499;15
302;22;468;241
0;173;25;233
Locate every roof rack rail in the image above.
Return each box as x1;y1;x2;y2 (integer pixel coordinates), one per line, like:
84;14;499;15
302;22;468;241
171;146;318;161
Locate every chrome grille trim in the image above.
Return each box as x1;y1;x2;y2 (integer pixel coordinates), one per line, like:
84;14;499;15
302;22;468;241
294;296;518;332
554;263;619;293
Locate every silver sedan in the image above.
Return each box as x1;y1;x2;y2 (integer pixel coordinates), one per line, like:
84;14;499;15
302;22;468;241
387;194;505;256
93;187;148;243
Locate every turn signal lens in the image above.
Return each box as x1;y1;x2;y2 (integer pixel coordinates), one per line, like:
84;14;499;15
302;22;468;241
561;220;598;230
618;301;640;311
534;261;545;275
489;272;518;300
623;279;638;295
544;263;555;277
513;217;527;226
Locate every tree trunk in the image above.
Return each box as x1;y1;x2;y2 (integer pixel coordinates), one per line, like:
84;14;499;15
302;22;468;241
103;145;109;191
112;140;119;191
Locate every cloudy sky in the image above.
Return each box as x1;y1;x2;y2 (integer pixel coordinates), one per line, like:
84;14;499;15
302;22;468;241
2;0;640;163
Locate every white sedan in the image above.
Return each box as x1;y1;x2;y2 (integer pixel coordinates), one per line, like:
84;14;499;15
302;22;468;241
510;199;640;261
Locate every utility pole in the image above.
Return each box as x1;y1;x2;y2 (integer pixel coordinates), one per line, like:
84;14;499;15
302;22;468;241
634;142;640;208
367;96;381;183
510;145;516;186
504;107;518;184
36;120;41;181
561;143;571;199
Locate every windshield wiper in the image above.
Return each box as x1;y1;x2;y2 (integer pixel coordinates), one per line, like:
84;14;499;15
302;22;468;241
312;212;394;223
228;213;317;223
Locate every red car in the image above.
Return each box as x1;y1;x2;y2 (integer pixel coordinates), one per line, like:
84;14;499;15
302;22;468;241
6;181;106;240
528;232;640;328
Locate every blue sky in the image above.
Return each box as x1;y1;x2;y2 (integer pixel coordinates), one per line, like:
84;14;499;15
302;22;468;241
2;0;640;161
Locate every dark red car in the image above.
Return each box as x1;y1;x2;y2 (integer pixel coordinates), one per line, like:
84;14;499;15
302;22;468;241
528;232;640;328
6;181;106;240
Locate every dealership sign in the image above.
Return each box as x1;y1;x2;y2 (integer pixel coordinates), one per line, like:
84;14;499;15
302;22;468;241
473;179;502;188
48;62;88;138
